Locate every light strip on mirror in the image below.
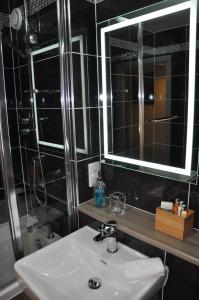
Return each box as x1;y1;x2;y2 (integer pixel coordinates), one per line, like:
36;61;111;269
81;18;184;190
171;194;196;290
101;0;196;176
31;37;89;154
185;0;197;173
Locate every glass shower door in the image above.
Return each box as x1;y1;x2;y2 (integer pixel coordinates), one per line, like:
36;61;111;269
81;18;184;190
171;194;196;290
0;179;16;289
0;33;22;292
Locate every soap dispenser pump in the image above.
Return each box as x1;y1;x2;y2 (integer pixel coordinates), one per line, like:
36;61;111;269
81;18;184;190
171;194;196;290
93;171;106;208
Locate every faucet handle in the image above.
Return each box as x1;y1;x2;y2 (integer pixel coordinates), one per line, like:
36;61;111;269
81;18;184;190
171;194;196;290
98;220;117;233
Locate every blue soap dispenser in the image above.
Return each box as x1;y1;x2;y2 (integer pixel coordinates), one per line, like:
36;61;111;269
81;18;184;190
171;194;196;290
93;170;106;208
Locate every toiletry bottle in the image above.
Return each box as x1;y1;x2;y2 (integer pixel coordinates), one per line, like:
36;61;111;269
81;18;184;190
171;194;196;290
181;204;188;218
93;171;106;208
172;198;179;215
178;201;184;216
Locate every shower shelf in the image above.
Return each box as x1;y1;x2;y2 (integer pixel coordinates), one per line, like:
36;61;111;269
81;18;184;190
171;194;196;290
24;89;60;94
33;169;66;187
35;177;66;188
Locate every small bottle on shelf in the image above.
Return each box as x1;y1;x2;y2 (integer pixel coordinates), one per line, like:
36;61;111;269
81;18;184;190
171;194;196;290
172;198;179;215
93;171;106;208
178;201;184;216
181;204;188;218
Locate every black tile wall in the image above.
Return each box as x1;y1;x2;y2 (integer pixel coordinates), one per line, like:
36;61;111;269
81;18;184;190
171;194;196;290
164;253;199;300
29;3;58;49
16;66;31;108
3;69;16;108
97;0;164;23
71;0;96;56
102;164;189;214
15;183;28;217
11;148;23;184
8;109;20;147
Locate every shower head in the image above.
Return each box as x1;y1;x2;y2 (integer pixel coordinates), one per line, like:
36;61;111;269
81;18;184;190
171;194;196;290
10;8;23;31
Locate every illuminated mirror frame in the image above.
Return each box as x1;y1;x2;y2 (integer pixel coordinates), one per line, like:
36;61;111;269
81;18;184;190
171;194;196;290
101;0;197;176
30;35;88;154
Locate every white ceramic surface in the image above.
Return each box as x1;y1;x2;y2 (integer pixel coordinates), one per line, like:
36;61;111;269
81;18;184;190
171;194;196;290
15;226;166;300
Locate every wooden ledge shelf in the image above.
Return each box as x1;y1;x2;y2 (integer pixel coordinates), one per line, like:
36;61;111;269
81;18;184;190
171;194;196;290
78;200;199;267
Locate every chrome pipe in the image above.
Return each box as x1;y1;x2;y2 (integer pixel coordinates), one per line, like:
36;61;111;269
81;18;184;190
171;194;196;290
57;0;79;233
23;0;29;49
138;23;144;161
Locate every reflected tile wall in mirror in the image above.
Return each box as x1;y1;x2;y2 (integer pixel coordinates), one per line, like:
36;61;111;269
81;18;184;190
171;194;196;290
103;6;195;173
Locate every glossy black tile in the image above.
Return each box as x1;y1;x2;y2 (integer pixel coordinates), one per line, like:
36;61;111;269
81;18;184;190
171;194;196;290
189;182;199;229
112;74;135;102
171;52;188;76
16;183;27;217
4;69;16;108
170;123;187;147
33;50;58;64
12;147;23;184
164;253;199;300
102;164;189;214
37;108;64;146
28;3;58;49
75;109;86;150
97;0;162;23
155;26;187;48
89;108;100;157
71;0;96;55
16;66;31;108
171;76;187;100
34;56;60;92
113;127;132;154
2;44;14;69
113;102;133;129
8;109;19;147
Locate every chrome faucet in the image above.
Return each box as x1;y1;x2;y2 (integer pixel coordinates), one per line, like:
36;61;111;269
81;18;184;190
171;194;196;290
93;220;118;253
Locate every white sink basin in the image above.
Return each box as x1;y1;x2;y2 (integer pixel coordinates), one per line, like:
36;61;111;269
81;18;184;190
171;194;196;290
15;226;167;300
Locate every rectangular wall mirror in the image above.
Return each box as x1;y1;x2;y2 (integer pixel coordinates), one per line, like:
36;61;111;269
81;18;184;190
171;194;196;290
30;35;88;154
99;0;198;182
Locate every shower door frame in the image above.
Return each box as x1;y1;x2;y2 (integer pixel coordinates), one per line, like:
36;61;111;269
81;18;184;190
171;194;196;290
57;0;79;233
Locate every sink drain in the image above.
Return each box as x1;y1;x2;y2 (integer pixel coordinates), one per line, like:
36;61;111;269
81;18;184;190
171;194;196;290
88;277;102;289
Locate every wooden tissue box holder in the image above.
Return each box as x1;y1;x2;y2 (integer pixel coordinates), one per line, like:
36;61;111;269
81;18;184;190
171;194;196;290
155;207;195;240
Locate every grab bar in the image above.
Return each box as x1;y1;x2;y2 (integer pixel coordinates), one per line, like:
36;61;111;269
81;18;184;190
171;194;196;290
145;115;178;123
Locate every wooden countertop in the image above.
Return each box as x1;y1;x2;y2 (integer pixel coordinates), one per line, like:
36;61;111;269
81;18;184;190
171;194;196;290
78;200;199;267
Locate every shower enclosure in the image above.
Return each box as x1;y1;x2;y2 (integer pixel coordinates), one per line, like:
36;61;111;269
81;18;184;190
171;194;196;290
0;0;80;296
